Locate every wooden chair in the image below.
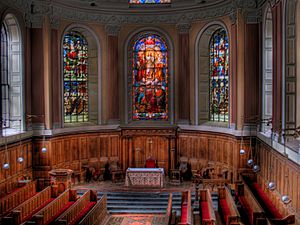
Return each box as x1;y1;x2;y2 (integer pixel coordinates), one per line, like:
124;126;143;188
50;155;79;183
145;156;157;168
109;157;124;183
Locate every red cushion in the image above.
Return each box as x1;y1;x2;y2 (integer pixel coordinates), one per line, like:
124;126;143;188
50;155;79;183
238;196;253;225
201;201;210;220
252;183;282;219
22;198;55;222
45;201;75;225
181;203;188;223
70;202;96;225
219;199;230;225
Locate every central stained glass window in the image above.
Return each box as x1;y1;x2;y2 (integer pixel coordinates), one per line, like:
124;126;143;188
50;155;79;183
129;0;171;3
63;31;88;123
209;28;229;122
132;34;168;120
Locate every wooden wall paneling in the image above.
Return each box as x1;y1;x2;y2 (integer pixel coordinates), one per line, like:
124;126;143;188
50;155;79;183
80;137;88;160
110;135;120;158
88;136;98;159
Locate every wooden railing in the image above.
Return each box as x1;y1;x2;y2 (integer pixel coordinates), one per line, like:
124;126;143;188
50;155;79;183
30;189;77;225
178;191;192;225
164;193;172;225
199;189;216;225
78;195;108;225
0;181;36;217
55;190;97;225
2;186;53;225
218;186;240;225
236;179;267;225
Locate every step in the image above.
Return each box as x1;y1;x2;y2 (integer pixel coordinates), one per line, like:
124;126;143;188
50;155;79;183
108;209;166;214
107;200;169;205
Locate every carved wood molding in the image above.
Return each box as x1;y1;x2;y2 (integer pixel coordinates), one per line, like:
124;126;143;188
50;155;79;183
121;128;176;137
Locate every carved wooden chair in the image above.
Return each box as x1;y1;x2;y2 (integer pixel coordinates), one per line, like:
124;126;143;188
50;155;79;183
109;157;124;182
145;156;157;168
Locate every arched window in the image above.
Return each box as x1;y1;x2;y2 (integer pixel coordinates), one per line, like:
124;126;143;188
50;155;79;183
1;14;23;131
262;7;272;132
63;31;89;123
209;28;229;122
131;33;168;120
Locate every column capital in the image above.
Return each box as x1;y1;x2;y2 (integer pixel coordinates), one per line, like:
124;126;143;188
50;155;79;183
105;24;121;36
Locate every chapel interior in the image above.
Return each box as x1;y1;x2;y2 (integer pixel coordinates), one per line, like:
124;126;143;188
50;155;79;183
0;0;300;224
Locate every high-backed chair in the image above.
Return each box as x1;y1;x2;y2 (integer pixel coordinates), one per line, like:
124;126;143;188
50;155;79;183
178;156;192;181
145;156;157;168
109;157;123;182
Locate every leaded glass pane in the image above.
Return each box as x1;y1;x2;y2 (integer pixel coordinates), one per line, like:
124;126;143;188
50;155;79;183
63;31;88;123
209;28;229;122
132;34;168;120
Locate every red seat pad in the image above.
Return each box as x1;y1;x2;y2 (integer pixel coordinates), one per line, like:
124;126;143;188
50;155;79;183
22;198;55;222
219;199;230;225
180;203;188;223
238;196;253;225
252;183;282;219
45;201;75;225
70;202;96;225
201;201;210;220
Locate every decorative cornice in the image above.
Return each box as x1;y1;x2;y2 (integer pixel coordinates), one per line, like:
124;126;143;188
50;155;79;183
122;128;176;137
105;16;121;36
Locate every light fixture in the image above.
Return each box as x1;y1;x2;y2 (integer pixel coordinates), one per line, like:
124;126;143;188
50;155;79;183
17;157;24;163
41;133;47;153
240;149;246;155
281;195;291;204
17;119;24;164
253;165;260;173
247;159;254;167
268;182;276;191
2;162;10;170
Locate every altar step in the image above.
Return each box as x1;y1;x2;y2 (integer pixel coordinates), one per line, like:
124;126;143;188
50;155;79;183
77;190;218;215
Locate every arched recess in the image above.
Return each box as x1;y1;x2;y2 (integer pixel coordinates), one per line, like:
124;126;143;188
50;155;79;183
285;0;297;129
0;13;23;131
195;22;230;126
262;6;273;133
61;25;101;126
124;28;174;125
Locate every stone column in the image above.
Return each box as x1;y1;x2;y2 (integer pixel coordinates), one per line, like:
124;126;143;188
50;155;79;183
105;24;121;124
176;23;191;124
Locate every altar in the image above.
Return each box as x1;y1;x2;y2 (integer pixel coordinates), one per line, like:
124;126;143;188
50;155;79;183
125;168;164;188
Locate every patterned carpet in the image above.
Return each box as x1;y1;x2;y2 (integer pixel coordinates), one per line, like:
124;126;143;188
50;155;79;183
106;214;167;225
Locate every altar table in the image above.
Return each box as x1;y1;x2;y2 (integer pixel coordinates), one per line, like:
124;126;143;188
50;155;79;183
125;168;164;188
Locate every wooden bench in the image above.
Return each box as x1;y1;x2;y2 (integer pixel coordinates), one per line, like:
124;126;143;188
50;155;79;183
178;191;192;225
55;190;97;225
250;182;295;224
2;185;57;225
0;181;37;217
28;189;78;225
164;193;173;225
218;186;240;225
199;189;216;225
77;195;108;225
236;180;267;225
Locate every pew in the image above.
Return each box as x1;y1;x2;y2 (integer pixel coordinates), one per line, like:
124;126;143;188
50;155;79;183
55;190;97;225
235;180;267;225
178;191;192;225
250;182;295;225
0;180;37;217
28;189;78;225
77;195;108;225
2;186;57;225
218;186;240;225
164;193;173;225
199;189;216;225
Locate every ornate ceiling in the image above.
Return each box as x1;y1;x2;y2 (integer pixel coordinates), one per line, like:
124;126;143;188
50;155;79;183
0;0;266;28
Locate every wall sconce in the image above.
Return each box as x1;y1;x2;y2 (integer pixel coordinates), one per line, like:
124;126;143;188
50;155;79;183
247;159;254;167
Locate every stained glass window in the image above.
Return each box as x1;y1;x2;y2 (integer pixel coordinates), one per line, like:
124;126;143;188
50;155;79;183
63;31;88;123
129;0;171;4
132;34;168;120
209;28;229;122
